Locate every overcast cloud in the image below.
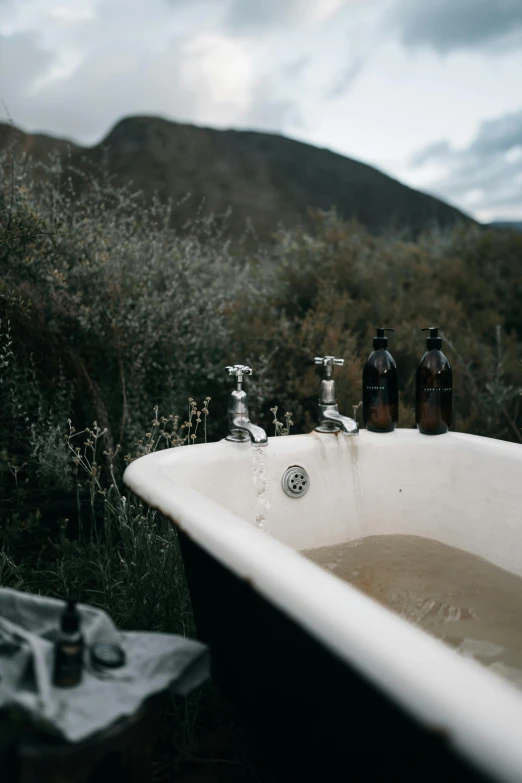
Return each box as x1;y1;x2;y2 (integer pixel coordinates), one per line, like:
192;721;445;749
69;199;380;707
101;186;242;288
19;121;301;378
392;0;522;54
410;109;522;217
0;0;521;221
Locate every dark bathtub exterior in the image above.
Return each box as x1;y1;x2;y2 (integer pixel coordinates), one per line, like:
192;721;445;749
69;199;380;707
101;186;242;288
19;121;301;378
178;529;492;783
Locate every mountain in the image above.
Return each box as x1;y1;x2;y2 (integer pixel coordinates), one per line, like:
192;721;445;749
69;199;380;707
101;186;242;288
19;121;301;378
488;221;522;232
0;116;474;243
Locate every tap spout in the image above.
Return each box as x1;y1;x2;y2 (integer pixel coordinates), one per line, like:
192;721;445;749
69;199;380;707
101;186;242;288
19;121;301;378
224;365;268;445
318;404;359;435
228;415;268;446
314;355;359;435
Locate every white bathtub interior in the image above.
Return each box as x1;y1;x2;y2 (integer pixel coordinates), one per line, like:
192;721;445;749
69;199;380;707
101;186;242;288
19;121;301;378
155;429;522;579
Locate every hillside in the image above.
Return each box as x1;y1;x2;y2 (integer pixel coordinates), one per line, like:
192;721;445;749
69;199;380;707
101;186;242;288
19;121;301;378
489;221;522;233
0;116;473;243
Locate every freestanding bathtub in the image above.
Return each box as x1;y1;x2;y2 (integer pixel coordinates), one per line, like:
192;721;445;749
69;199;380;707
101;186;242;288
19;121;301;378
123;429;522;782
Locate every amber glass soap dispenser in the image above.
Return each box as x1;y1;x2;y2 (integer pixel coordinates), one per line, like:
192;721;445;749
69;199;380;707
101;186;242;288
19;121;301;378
416;327;452;435
363;327;398;432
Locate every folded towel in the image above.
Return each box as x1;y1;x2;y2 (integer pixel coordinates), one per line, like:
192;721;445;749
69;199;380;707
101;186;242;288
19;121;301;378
0;587;209;742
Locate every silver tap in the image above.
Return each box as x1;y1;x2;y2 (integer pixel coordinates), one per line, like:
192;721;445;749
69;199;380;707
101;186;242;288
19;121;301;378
314;356;359;435
225;365;268;446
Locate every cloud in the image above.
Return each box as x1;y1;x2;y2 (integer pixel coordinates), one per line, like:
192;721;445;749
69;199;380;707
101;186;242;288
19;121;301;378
471;110;522;157
0;31;54;95
224;0;305;33
224;0;347;34
0;30;59;133
242;74;304;130
282;54;309;79
0;8;305;145
0;0;307;144
391;0;522;54
409;108;522;219
325;56;364;99
1;33;250;143
410;140;451;168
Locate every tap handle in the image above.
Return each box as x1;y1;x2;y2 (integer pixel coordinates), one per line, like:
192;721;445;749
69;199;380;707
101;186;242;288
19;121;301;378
314;355;344;379
225;364;252;389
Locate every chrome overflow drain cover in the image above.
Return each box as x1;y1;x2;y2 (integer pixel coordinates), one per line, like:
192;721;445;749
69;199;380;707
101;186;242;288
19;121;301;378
282;466;310;498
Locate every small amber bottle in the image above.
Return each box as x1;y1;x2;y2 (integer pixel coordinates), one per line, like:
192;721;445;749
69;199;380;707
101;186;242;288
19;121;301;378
415;327;452;435
362;327;398;432
53;599;84;687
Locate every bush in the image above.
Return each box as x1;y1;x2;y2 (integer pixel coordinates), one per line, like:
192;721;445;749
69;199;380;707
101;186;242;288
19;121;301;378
1;142;521;541
1;137;520;781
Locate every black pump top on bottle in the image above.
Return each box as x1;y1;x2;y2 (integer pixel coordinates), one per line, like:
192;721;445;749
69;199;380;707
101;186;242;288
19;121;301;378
373;327;394;349
61;600;80;634
422;327;442;350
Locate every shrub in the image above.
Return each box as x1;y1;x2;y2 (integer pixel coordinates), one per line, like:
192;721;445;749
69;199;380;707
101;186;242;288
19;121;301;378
1;141;521;552
0;139;520;781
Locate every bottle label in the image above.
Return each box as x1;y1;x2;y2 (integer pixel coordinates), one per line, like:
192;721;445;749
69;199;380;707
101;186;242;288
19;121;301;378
364;384;388;405
54;645;83;686
364;381;391;416
423;387;452;392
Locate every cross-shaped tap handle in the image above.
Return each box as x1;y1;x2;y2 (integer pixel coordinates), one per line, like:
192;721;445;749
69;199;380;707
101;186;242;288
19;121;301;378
314;356;344;379
225;364;252;387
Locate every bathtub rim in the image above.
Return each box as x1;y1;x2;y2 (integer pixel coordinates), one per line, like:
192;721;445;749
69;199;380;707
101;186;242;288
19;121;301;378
123;430;522;783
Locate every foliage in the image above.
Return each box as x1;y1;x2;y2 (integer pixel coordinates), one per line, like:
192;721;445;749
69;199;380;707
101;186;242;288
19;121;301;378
0;142;521;543
233;209;522;438
0;140;521;780
0;405;207;633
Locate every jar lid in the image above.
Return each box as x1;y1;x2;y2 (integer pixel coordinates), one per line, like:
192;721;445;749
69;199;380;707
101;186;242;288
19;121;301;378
90;642;126;669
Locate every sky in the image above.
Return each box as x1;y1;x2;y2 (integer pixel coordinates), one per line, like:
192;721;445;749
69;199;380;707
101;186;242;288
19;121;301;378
0;0;521;222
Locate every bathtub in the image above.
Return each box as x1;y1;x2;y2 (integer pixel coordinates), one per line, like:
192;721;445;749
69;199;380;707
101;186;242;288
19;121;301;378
123;429;522;781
